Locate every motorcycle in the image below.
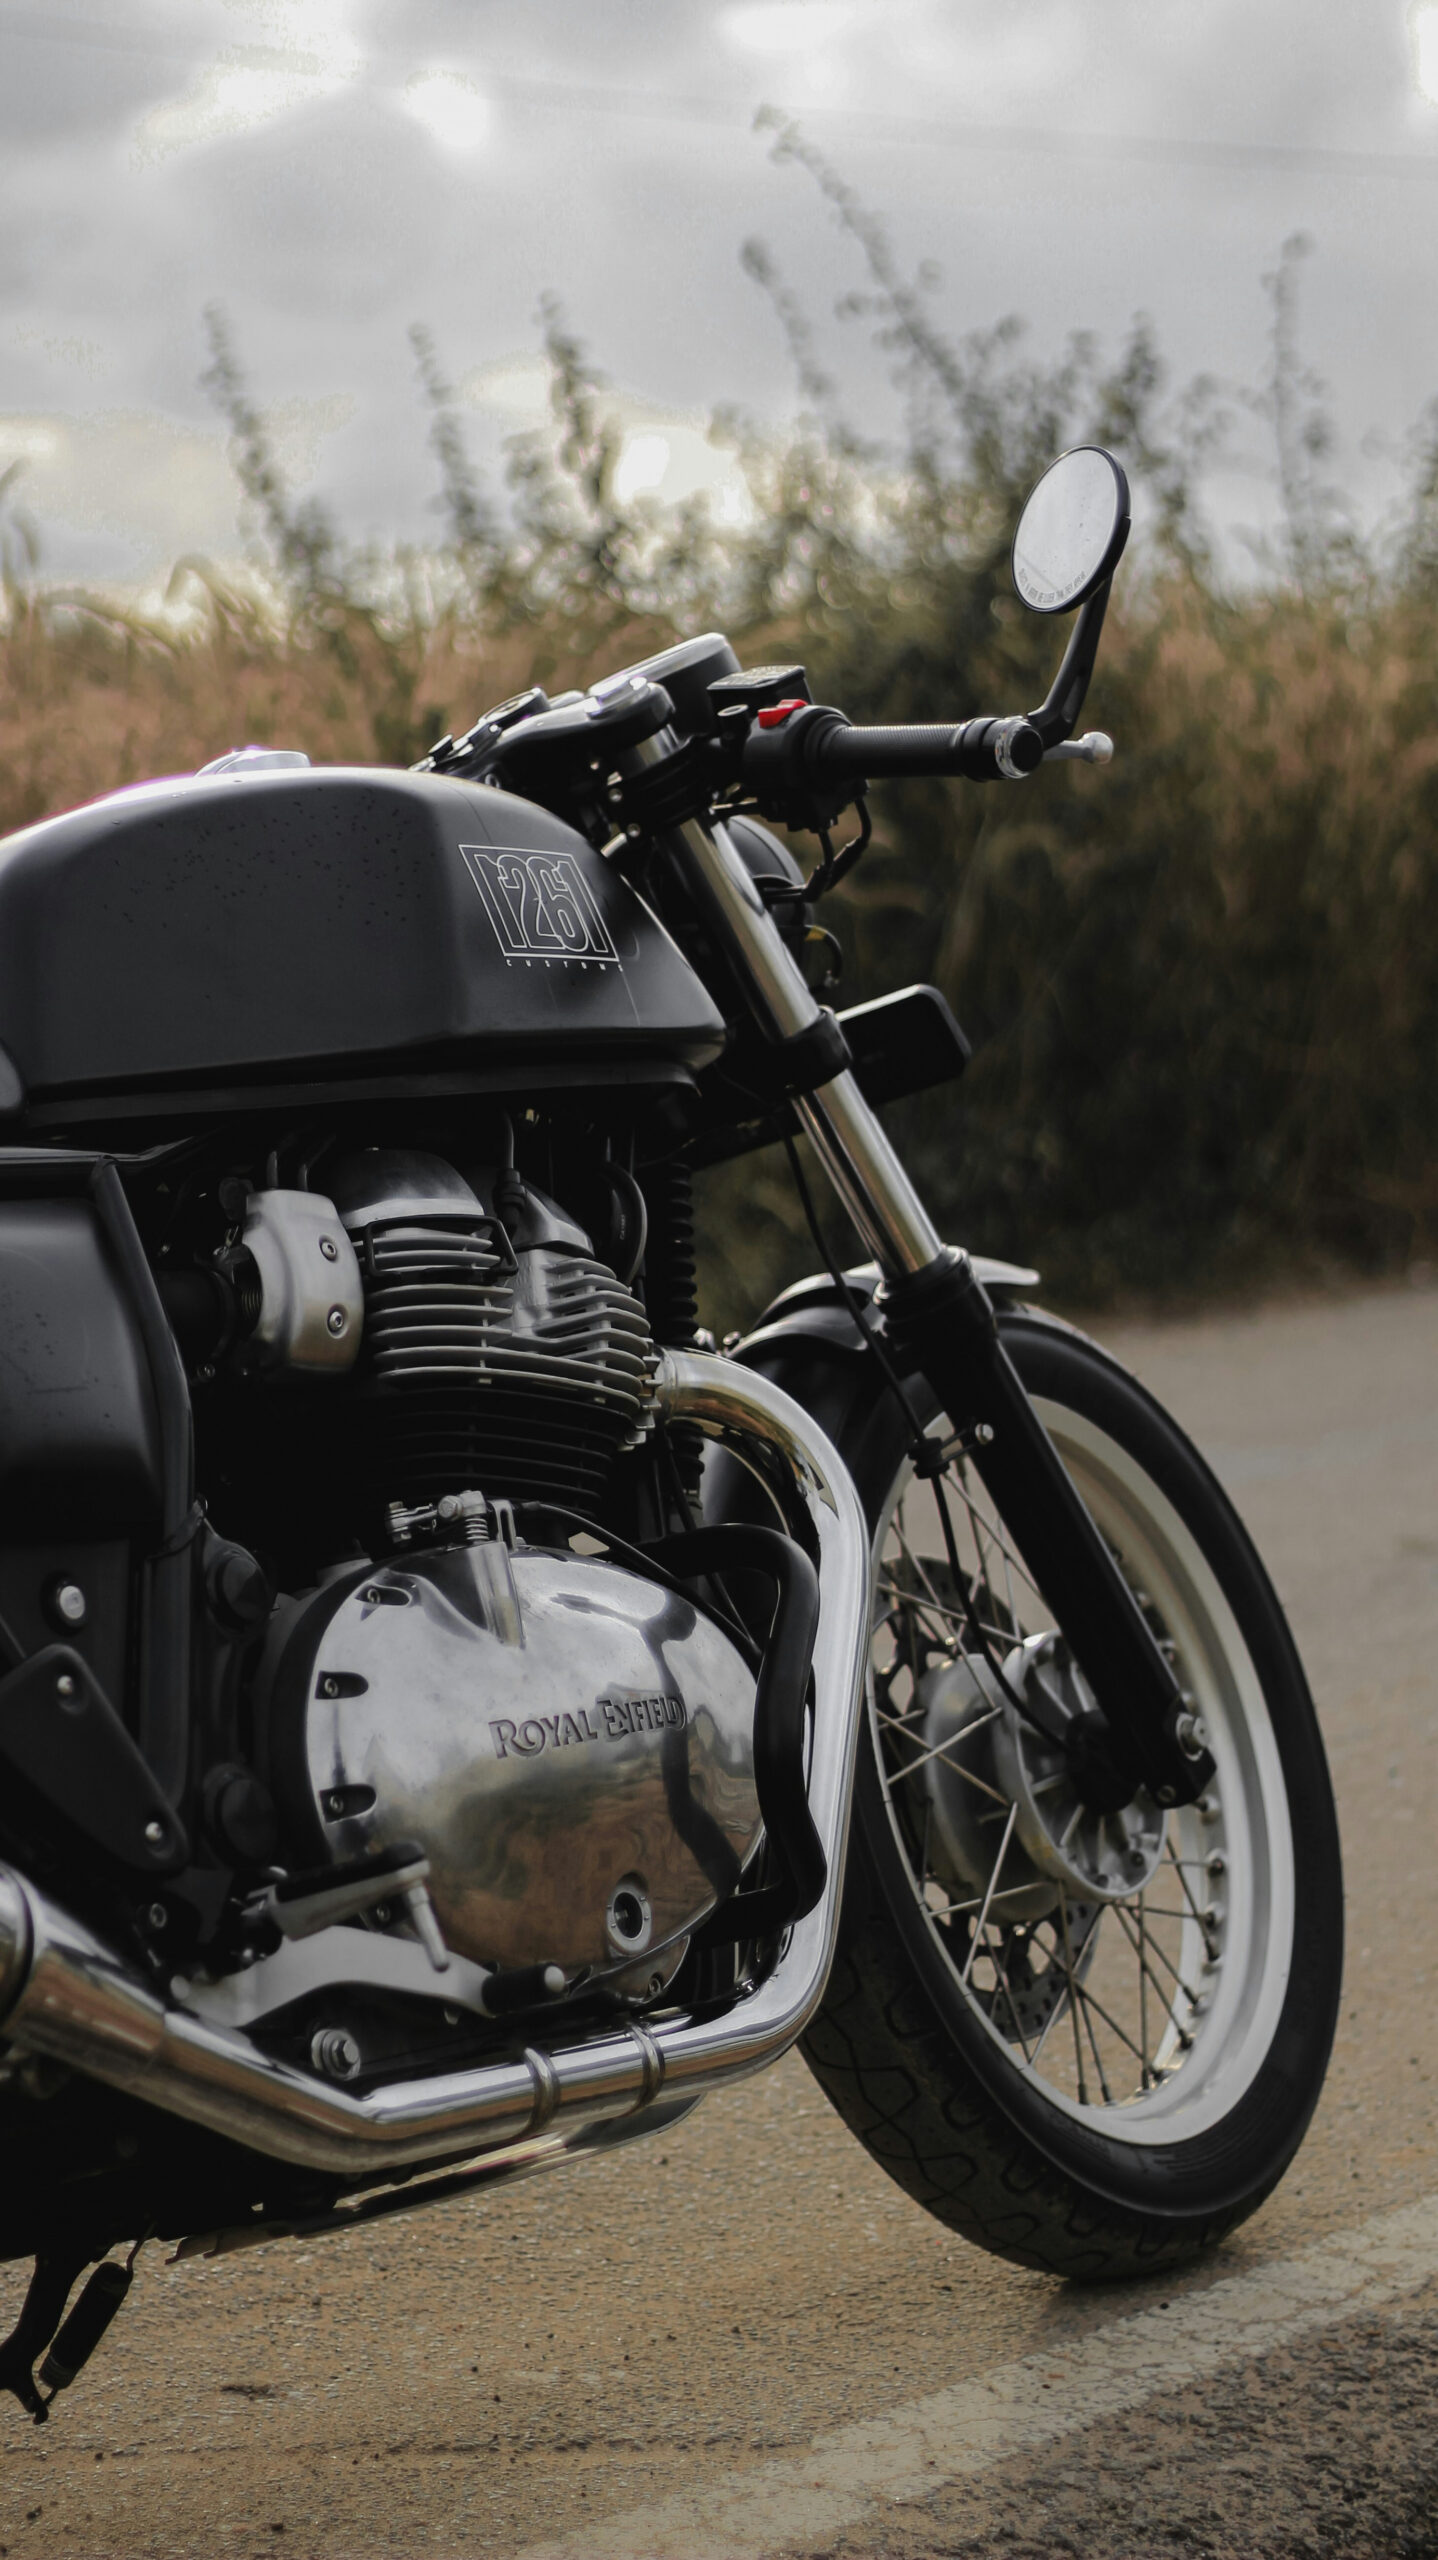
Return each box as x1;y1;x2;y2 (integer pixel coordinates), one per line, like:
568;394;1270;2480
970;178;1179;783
0;447;1340;2420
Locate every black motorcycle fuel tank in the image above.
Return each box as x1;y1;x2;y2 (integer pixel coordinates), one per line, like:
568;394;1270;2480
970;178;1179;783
0;767;725;1120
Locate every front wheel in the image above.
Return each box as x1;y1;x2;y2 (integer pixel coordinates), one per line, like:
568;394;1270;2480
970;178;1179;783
792;1307;1342;2279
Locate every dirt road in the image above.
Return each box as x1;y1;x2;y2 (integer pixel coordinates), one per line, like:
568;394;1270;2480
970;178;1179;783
2;1279;1436;2559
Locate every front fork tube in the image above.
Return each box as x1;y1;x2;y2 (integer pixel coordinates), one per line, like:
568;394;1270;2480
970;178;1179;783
877;1250;1213;1804
793;1078;1209;1803
653;792;1211;1807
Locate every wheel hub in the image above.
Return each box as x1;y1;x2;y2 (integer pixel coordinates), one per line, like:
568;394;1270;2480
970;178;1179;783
919;1631;1168;1910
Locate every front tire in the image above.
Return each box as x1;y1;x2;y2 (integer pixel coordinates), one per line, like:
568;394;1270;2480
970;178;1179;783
785;1307;1343;2279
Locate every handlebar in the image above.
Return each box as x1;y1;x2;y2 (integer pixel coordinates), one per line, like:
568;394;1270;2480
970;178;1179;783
802;712;1045;785
1043;730;1113;765
739;705;1047;819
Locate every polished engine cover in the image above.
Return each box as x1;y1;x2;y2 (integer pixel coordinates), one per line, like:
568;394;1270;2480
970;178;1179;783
262;1544;762;1977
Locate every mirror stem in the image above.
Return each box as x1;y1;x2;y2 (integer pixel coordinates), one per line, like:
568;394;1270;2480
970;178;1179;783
1028;576;1112;749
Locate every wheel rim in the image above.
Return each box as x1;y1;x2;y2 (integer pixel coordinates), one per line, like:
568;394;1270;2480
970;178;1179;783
870;1397;1297;2146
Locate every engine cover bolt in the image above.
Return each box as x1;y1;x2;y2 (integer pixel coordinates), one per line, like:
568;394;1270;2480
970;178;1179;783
54;1673;78;1702
319;1236;339;1262
311;2027;363;2082
50;1582;87;1628
144;1819;167;1848
605;1876;653;1953
326;1306;348;1336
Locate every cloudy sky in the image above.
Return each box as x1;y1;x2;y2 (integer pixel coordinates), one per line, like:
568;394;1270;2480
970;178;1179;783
4;0;1438;582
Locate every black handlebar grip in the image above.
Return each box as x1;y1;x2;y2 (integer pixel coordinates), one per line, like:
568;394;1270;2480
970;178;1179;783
737;702;1044;825
804;715;1044;784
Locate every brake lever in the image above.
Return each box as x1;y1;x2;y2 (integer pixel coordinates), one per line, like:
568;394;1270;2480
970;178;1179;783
1043;731;1114;765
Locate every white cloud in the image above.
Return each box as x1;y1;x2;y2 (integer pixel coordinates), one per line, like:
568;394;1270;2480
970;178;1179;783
1412;2;1438;101
460;367;755;531
402;71;494;154
252;391;356;488
11;332;111;383
0;413;235;566
614;422;753;526
0;393;355;577
460;357;554;427
132;1;364;164
717;0;873;106
612;431;671;503
719;2;865;59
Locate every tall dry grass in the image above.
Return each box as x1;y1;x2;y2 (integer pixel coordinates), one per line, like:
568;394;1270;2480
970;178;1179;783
2;192;1435;1320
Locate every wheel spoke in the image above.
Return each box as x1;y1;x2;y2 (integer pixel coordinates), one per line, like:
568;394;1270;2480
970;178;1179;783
1027;1974;1069;2069
1075;1975;1116;2103
916;1796;932;1900
882;1707;1006;1797
875;1581;1024;1656
1138;1890;1152;2089
867;1384;1272;2140
1072;1971;1149;2072
891;1522;957;1626
1165;1843;1221;1961
946;1476;1038;1614
979;1925;1036;2063
961;1801;1018;1985
927;1879;1058;1918
1058;1892;1091;2104
1113;1904;1198;2041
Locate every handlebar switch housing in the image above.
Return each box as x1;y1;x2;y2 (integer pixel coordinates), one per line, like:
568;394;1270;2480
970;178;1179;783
707;665;813;720
733;703;856;833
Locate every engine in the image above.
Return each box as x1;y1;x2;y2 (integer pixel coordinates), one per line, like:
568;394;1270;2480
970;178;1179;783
181;1143;766;1999
253;1535;762;1987
330;1148;661;1516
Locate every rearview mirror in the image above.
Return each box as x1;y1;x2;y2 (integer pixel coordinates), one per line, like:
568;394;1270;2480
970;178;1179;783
1012;447;1130;616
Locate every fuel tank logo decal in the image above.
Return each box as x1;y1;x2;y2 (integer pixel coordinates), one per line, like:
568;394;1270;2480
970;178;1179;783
460;845;621;968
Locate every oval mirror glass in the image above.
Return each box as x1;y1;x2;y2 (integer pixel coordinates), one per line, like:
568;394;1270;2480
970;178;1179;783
1011;446;1130;615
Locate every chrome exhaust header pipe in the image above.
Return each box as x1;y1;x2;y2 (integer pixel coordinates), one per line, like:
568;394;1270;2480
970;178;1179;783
0;1354;872;2182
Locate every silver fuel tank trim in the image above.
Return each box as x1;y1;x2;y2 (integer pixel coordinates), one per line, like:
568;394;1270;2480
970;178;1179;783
0;1352;872;2180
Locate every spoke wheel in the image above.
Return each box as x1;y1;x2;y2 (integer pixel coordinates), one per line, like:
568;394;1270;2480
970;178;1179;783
782;1306;1342;2278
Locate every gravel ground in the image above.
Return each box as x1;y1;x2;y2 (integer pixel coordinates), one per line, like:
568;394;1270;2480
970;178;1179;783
815;2280;1438;2560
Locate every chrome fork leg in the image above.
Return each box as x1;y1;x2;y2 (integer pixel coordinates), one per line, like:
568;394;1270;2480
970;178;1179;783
652;799;1204;1803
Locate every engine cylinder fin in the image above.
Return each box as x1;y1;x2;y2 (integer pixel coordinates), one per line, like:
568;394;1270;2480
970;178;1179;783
351;1203;659;1517
639;1159;703;1508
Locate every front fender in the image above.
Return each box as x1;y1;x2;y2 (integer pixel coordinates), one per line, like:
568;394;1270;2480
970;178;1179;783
704;1254;1040;1536
735;1253;1039;1367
